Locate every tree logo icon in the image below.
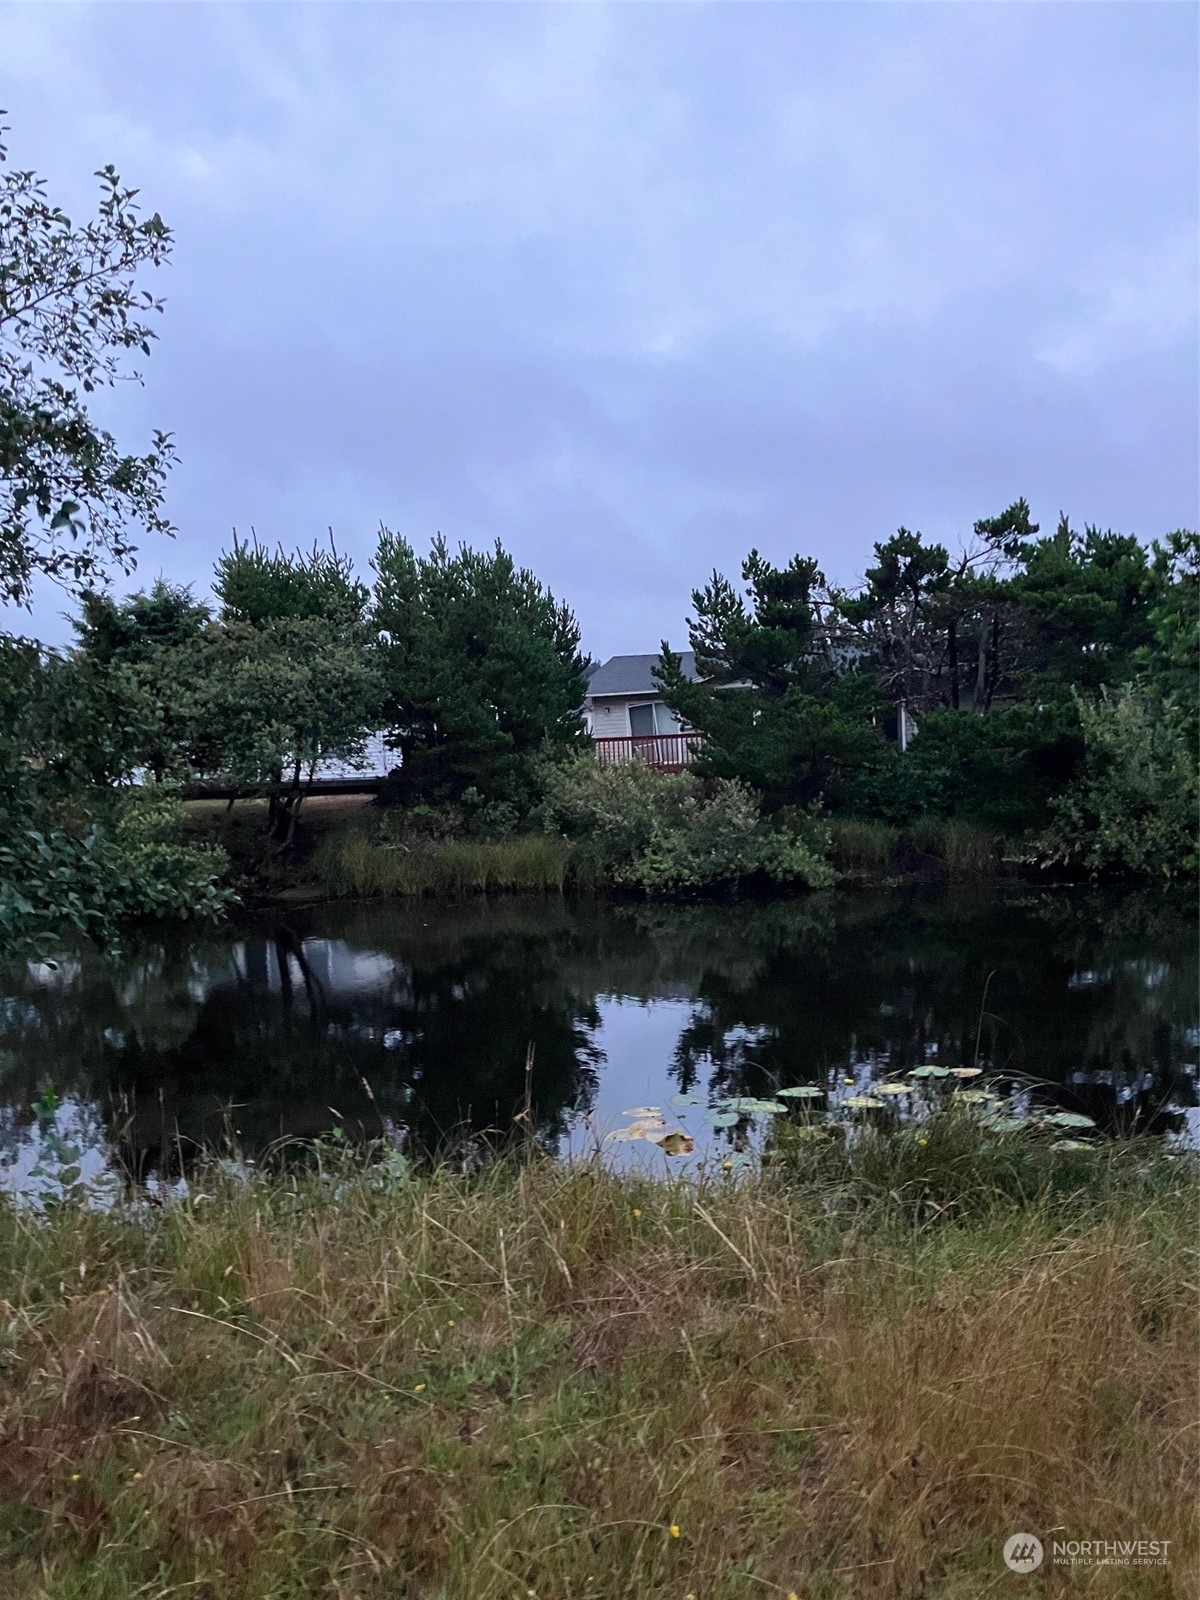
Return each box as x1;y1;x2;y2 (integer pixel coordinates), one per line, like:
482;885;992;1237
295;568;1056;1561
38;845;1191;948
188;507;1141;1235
1003;1533;1044;1573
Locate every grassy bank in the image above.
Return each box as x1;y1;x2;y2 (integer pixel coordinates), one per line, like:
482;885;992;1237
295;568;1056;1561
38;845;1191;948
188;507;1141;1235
1;1133;1194;1598
313;827;578;898
308;817;1009;901
180;795;1018;907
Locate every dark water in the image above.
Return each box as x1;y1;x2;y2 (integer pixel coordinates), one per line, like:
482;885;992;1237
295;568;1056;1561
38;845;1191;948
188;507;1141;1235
1;887;1196;1197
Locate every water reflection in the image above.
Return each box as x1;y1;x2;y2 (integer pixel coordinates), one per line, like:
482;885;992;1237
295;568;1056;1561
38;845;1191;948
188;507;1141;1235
1;887;1195;1194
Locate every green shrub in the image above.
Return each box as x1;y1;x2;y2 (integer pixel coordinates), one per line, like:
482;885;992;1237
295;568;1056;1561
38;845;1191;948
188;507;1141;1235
835;703;1085;834
1033;682;1197;880
0;784;232;952
538;754;832;891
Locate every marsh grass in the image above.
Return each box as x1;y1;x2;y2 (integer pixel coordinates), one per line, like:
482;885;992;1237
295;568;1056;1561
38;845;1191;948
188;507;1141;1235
314;827;573;898
827;817;1003;880
826;817;898;873
0;1132;1195;1599
907;816;1002;877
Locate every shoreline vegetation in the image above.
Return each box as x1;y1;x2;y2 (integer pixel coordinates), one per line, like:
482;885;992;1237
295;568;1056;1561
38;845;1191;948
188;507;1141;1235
181;795;1075;909
1;1122;1195;1598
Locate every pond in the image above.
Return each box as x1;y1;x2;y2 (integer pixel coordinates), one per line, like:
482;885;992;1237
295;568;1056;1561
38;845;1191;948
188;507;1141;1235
2;886;1196;1199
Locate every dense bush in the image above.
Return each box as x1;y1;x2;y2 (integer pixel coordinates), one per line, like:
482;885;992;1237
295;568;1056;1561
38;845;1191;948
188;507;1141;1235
1034;683;1197;881
538;755;832;891
0;784;231;951
830;703;1084;833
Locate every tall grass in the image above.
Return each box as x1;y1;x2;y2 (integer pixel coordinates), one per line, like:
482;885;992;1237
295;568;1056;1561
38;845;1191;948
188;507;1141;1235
314;828;572;898
908;815;1001;877
0;1135;1194;1598
827;816;1003;879
827;817;898;873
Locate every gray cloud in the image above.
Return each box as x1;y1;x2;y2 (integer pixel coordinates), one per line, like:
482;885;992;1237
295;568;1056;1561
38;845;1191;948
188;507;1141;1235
3;0;1196;652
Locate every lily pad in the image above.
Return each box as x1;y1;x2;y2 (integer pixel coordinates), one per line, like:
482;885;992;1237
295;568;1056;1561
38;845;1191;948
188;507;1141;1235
716;1096;788;1115
953;1089;993;1105
703;1109;740;1129
1050;1138;1091;1151
621;1106;661;1119
669;1093;705;1109
908;1065;951;1079
656;1130;695;1156
874;1083;912;1097
950;1067;983;1079
777;1085;825;1100
1041;1111;1096;1130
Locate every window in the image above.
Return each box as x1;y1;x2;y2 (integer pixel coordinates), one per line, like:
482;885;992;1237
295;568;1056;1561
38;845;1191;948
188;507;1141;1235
629;701;681;736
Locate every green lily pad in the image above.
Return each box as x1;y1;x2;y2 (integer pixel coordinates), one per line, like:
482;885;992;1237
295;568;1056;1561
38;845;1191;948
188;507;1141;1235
621;1106;661;1119
669;1093;705;1109
703;1110;740;1129
717;1097;787;1115
908;1066;951;1079
1041;1111;1096;1130
874;1083;912;1096
777;1085;825;1100
1050;1138;1091;1151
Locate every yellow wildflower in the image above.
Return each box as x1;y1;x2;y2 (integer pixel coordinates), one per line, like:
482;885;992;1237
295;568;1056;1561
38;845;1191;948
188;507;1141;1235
632;1208;642;1219
669;1523;681;1538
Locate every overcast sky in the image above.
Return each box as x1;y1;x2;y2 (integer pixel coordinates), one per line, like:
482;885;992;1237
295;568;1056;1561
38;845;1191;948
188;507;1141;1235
3;1;1197;655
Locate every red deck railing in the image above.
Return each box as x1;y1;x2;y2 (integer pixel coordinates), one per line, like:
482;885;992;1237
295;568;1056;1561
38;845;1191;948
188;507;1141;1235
593;733;701;769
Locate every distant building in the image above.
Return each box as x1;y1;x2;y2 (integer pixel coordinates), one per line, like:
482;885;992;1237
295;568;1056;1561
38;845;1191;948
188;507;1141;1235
584;652;702;768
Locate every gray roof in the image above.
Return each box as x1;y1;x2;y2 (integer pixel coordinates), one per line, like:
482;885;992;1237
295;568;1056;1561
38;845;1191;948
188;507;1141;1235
586;651;698;697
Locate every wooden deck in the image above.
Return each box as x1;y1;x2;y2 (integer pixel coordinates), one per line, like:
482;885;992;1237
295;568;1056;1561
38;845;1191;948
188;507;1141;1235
593;734;700;770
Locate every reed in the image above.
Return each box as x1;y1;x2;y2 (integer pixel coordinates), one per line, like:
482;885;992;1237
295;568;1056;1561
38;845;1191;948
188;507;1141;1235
313;828;574;898
908;815;1002;876
826;817;898;872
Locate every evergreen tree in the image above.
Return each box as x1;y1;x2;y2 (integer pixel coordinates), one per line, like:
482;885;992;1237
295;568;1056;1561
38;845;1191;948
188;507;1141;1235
373;531;588;813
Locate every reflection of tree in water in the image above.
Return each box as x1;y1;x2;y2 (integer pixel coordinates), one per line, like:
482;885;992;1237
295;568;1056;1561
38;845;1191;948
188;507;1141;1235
659;889;1197;1133
1;916;602;1178
0;887;1194;1183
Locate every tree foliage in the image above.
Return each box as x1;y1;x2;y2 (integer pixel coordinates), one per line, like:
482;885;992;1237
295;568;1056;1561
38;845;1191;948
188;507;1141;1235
0;634;229;952
374;531;588;811
657;505;1196;873
0;119;174;606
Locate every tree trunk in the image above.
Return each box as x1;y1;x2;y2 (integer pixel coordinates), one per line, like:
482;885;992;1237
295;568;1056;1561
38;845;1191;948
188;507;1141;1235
981;611;1001;713
947;616;960;710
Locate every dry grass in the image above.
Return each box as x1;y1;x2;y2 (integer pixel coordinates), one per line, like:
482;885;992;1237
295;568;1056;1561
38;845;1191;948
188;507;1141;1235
0;1146;1194;1599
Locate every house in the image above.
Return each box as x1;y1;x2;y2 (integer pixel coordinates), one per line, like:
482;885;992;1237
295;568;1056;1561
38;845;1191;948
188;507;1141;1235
584;652;703;768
